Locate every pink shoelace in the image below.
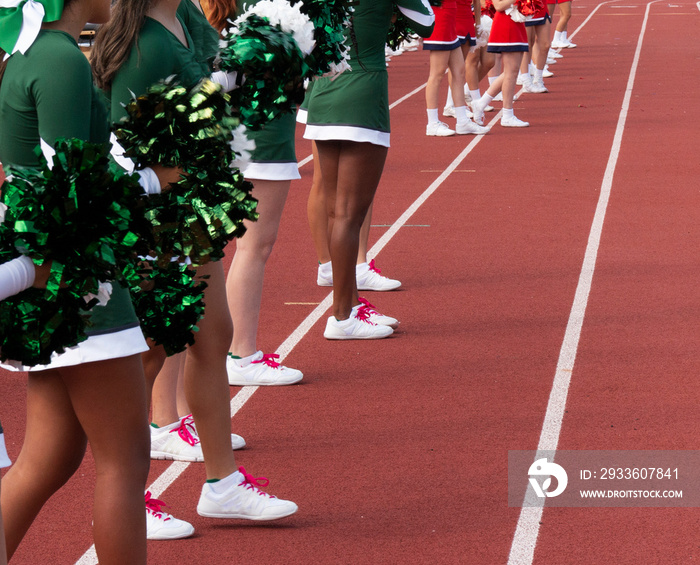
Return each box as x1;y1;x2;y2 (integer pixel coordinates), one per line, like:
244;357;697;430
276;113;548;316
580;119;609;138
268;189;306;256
237;467;276;498
172;414;200;447
251;353;282;369
368;259;382;274
353;303;377;325
145;491;171;521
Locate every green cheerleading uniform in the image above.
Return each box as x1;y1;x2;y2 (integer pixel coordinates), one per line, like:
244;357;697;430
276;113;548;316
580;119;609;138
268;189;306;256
304;0;435;147
0;419;10;468
108;17;207;124
0;30;147;371
177;0;220;73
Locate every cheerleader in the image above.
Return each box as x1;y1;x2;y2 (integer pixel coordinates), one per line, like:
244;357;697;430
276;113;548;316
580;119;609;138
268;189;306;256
92;0;298;522
0;0;155;560
472;0;530;127
424;0;485;135
549;0;576;48
304;0;435;338
300;88;402;293
520;0;551;92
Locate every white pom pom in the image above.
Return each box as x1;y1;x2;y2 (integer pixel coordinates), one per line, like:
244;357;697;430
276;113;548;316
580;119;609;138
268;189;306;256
234;0;316;55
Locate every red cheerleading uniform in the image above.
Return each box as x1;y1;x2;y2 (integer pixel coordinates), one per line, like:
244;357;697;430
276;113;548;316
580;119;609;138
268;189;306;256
486;10;528;52
456;0;477;46
423;0;461;50
525;2;550;25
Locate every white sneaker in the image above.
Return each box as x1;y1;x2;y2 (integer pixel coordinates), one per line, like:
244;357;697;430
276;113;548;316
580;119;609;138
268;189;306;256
150;418;204;462
456;120;489;135
542;66;554;78
550;39;567;49
151;415;245;461
501;115;530;127
227;351;303;386
324;310;394;340
354;297;398;328
197;468;298;520
484;104;495;112
356;260;401;291
562;38;577;48
528;78;548;93
493;92;503;102
442;105;456;118
471;100;485;126
186;414;247;451
426;120;455;136
317;262;332;286
516;74;531;87
145;492;195;540
548;49;563;59
546;57;556;65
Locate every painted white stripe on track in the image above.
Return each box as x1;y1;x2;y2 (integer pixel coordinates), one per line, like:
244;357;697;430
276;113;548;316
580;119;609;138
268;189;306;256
507;2;658;564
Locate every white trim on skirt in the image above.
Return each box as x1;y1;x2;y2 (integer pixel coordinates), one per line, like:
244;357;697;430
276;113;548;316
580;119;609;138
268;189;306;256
0;327;148;372
243;161;301;181
304;124;390;148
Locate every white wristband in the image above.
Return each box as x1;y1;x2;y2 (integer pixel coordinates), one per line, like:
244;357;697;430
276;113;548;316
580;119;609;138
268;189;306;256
0;256;36;301
211;70;244;92
138;167;161;195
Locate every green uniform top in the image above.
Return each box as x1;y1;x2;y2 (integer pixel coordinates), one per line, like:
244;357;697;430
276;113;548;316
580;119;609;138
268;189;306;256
348;0;435;73
108;16;207;123
0;30;140;338
0;30;109;166
305;0;434;140
177;0;220;73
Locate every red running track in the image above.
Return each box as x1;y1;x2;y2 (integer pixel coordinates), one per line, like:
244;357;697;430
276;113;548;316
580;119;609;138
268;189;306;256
2;1;699;562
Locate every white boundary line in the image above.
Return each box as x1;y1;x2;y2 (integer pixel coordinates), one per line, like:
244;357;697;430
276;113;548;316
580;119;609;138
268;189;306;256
506;2;658;564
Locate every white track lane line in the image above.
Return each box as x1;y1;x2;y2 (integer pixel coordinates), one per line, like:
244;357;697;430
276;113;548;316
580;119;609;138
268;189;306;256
507;2;659;564
76;6;608;559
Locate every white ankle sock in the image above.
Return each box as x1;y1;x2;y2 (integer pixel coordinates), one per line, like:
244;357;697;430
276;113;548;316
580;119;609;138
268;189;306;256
469;89;481;101
454;106;469;123
503;108;514;119
445;87;454;108
534;68;544;81
427;108;439;123
554;31;562;43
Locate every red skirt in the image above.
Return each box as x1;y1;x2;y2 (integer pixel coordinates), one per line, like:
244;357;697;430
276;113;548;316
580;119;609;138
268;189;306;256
456;0;477;45
487;11;529;52
423;0;461;50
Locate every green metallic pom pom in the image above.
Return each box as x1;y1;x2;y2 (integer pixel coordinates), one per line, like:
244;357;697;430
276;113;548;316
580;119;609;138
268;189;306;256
114;78;258;266
220;14;308;130
129;261;208;356
289;0;357;77
0;138;146;366
0;286;91;366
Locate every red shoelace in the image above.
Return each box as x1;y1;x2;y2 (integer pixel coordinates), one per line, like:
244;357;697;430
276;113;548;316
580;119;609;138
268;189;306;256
251;353;281;368
145;491;171;521
172;414;200;447
237;467;276;498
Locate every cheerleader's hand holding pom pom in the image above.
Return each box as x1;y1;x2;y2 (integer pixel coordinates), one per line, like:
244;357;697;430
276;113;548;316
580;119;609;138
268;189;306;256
219;0;315;129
